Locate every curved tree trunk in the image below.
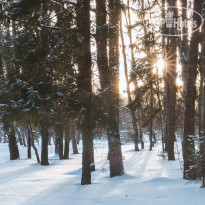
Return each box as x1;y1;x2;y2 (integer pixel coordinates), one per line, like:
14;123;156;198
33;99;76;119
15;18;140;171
28;122;40;163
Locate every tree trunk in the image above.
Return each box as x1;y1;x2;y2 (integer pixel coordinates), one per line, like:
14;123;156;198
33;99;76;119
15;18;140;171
164;69;169;153
21;128;27;147
76;131;81;144
40;122;49;165
166;41;177;161
97;0;124;178
81;126;93;185
64;128;70;159
139;131;144;150
125;0;143;150
165;2;178;161
55;128;64;160
156;68;164;151
120;14;139;151
183;0;202;179
77;0;94;185
55;135;60;155
141;0;155;152
27;125;32;159
181;0;188;103
199;61;205;187
90;139;95;172
162;0;168;152
8;125;20;160
48;136;52;146
59;133;63;160
149;82;153;151
71;131;79;154
200;0;205;187
28;122;40;163
16;128;23;146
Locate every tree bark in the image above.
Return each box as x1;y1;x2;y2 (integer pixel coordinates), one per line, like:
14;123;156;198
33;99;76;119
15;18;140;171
107;0;125;177
16;128;23;146
21;128;27;147
55;135;60;155
90;139;95;172
162;0;168;152
181;0;188;103
28;122;40;163
40;122;49;165
8;125;20;160
27;125;32;159
199;0;205;187
166;40;177;161
183;0;202;178
55;128;64;160
156;69;164;151
77;0;94;185
149;81;153;151
71;131;79;154
139;129;144;149
64;128;70;159
164;1;178;161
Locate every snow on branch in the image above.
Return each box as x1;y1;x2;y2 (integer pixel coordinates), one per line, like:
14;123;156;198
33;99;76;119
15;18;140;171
62;0;76;5
0;0;20;4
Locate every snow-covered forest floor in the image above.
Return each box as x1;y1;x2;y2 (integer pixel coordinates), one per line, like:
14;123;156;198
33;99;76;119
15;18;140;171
0;138;204;205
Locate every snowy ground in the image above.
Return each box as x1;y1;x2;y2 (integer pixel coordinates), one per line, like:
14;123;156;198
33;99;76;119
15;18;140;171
0;139;204;205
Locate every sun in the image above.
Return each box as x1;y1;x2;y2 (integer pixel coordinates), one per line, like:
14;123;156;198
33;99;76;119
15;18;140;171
156;59;165;76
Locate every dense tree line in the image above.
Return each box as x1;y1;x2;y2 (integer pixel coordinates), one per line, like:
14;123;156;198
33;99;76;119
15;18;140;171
0;0;205;187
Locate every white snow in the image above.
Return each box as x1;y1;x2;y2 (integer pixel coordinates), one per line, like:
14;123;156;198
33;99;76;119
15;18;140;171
0;140;204;205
